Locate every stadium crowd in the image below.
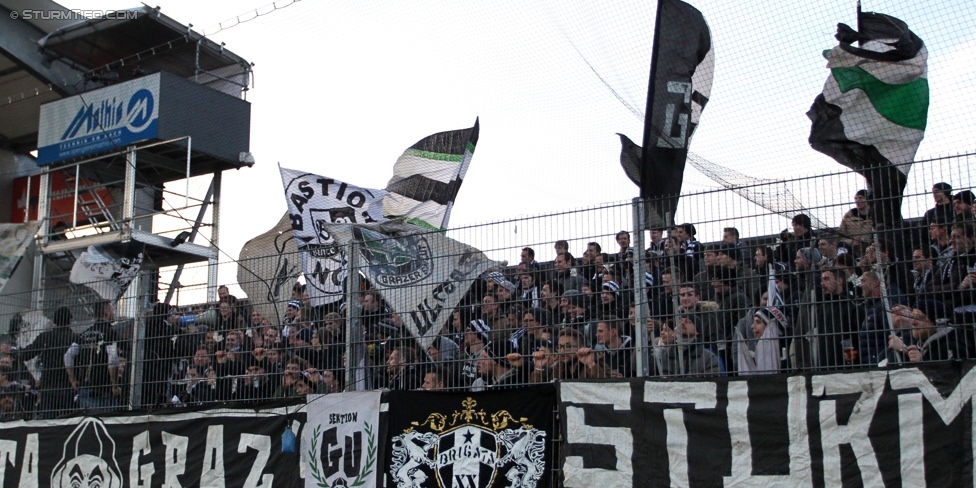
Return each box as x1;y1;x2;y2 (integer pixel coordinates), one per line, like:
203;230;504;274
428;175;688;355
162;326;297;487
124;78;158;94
2;183;976;416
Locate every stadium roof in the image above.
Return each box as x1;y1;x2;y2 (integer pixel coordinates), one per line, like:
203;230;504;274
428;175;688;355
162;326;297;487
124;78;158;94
0;1;251;155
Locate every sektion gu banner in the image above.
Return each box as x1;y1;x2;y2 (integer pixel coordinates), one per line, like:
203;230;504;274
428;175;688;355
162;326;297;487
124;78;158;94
560;363;976;487
386;385;555;488
0;405;305;486
303;391;383;488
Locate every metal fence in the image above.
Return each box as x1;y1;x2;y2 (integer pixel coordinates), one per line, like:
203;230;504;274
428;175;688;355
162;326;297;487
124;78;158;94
1;153;975;420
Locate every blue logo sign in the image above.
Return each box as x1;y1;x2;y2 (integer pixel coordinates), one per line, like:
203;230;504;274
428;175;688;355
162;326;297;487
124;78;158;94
38;75;160;165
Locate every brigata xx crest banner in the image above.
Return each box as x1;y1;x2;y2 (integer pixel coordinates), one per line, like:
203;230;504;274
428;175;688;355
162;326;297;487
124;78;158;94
0;404;304;487
386;385;555;488
560;362;976;487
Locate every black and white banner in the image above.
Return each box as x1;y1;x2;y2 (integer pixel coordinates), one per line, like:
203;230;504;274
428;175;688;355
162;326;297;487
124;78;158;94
238;212;303;324
303;391;382;488
561;363;976;487
279;167;388;305
0;404;305;487
386;386;555;488
330;221;496;351
68;241;145;300
0;221;41;295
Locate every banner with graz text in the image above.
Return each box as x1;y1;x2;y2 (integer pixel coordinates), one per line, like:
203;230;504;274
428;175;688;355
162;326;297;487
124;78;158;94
0;403;305;487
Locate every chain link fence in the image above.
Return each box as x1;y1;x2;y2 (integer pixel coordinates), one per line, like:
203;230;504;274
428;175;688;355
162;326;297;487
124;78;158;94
1;154;973;420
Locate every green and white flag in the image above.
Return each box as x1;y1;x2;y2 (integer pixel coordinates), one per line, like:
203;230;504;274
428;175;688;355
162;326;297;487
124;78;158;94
808;11;928;226
384;119;479;231
329;221;496;351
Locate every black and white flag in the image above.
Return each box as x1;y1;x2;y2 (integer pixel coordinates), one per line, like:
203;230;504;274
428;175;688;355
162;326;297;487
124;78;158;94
384;120;479;231
0;221;41;295
808;10;928;227
69;241;144;300
619;0;713;230
238;212;303;323
329;221;496;351
279;167;388;305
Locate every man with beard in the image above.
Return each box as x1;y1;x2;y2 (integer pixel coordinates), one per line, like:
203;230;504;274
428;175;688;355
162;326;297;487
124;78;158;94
934;222;976;309
553;251;586;293
236;363;275;401
709;266;750;371
658;314;722;376
559;290;595;347
540;281;563;320
676;283;720;358
838;190;875;256
476;340;524;389
924;182;955;227
816;268;863;369
518;266;542;309
858;270;906;365
386;347;424;390
480;294;509;344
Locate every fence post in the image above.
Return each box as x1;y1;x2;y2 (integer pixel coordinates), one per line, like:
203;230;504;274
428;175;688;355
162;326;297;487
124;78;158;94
344;240;366;391
632;198;650;377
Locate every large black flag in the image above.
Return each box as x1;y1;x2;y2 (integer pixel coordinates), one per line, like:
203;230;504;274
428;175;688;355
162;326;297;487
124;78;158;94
620;0;713;230
386;386;555;488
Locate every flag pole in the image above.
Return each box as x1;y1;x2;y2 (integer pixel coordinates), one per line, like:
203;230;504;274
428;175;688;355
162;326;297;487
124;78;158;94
640;0;667;205
666;212;686;374
633;198;650;376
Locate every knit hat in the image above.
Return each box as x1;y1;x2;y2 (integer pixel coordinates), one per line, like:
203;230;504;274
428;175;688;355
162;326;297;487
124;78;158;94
715;242;737;257
562;289;583;308
430;335;460;362
602;281;621;296
955;190;975;205
797;247;822;267
487;271;517;293
933;182;953;198
52;306;73;327
467;319;491;344
287;300;301;309
677;312;702;333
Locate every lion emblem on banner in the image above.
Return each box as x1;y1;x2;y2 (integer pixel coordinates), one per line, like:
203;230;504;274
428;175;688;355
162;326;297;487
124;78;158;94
389;398;547;488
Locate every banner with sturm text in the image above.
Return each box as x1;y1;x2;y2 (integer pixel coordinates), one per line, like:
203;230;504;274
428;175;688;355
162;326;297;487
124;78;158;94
560;362;976;487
